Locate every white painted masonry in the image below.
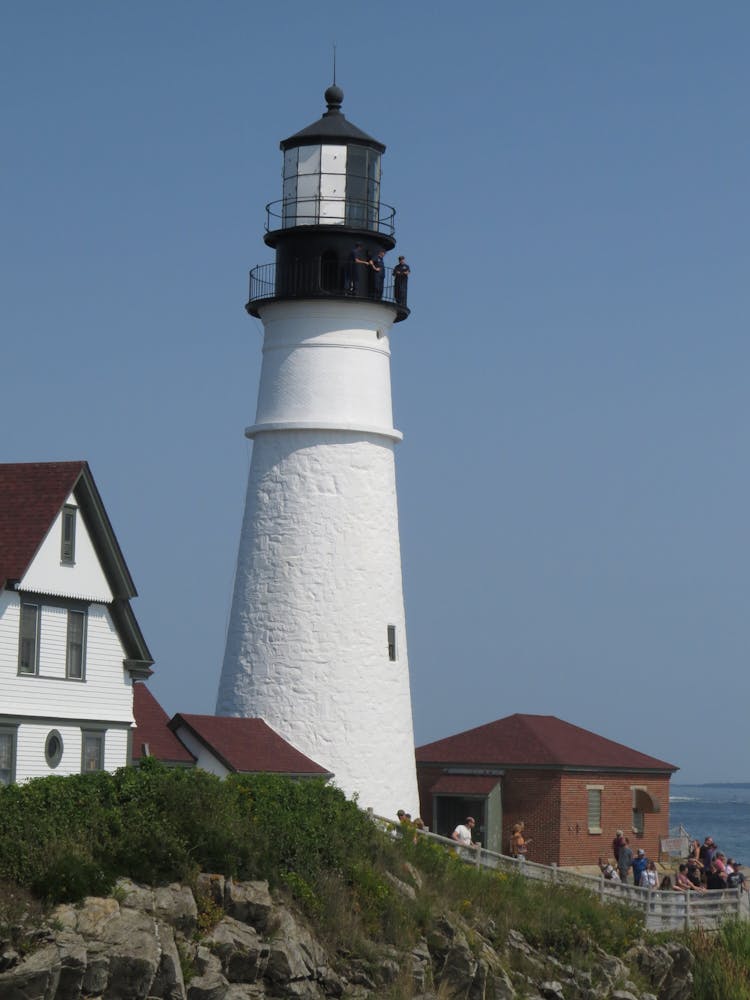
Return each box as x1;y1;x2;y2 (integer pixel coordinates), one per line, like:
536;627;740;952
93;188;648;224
217;298;420;817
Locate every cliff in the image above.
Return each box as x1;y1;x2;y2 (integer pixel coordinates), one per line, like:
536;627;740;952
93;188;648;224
0;873;693;1000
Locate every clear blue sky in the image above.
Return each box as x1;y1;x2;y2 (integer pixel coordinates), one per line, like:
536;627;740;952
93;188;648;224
3;2;748;783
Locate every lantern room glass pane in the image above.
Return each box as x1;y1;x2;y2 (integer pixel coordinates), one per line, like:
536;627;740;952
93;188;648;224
282;147;299;227
296;145;321;225
320;145;346;224
346;147;381;229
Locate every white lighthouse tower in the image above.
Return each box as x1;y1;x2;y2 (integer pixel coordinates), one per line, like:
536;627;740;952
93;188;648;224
216;85;419;817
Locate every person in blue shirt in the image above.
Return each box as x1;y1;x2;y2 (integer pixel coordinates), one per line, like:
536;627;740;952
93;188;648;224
632;847;648;886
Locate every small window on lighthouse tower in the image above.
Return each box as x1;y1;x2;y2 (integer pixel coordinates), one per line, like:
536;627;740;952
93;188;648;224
387;625;397;661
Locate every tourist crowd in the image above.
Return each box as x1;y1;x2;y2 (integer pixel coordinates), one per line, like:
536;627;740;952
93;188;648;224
601;830;747;892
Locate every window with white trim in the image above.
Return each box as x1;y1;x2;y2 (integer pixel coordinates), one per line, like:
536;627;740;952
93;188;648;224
18;603;40;675
587;786;603;833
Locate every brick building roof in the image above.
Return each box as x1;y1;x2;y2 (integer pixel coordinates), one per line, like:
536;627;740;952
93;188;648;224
168;714;332;777
416;714;677;772
131;683;195;765
0;461;86;588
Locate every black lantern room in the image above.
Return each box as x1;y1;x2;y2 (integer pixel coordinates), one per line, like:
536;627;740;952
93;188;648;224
246;86;409;321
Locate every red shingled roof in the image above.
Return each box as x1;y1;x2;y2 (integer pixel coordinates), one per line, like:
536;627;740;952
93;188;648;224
416;714;677;772
0;462;85;588
169;714;332;776
132;683;195;765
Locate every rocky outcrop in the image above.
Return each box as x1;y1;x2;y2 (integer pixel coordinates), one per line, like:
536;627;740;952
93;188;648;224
0;876;694;1000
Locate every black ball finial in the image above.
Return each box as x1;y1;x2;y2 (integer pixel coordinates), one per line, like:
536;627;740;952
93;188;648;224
324;84;344;112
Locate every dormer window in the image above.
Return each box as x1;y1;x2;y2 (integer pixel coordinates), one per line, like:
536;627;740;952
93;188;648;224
61;505;77;564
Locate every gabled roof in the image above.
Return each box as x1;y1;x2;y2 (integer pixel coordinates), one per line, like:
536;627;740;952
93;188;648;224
132;683;195;765
168;714;332;777
0;461;153;674
0;462;85;589
416;714;677;773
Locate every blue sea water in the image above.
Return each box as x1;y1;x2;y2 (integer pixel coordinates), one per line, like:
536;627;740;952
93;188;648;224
669;784;750;863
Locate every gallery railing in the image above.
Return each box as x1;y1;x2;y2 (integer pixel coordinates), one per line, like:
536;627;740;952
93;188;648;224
265;196;396;235
246;259;409;314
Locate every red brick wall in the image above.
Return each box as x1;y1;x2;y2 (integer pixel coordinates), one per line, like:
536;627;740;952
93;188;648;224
416;763;672;867
556;772;672;866
501;770;562;865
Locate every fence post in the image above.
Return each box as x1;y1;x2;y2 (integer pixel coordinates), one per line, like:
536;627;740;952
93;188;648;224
685;891;691;931
551;863;557;885
600;873;605;903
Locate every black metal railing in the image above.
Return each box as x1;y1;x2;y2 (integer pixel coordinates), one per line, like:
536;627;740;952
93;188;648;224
246;258;410;317
265;197;396;236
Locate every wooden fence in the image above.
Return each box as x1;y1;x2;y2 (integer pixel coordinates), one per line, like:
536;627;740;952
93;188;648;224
375;816;749;932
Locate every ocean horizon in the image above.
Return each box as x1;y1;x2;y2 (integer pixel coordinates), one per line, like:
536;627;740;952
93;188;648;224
669;783;750;864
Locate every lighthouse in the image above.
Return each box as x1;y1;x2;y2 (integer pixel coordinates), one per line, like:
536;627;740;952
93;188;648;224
216;85;419;816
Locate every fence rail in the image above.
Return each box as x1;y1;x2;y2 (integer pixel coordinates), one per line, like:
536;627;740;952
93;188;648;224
374;816;749;932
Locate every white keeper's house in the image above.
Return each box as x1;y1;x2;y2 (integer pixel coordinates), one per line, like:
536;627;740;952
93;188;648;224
0;461;154;784
0;460;332;787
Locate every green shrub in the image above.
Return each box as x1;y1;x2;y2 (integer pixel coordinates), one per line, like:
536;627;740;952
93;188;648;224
30;844;113;904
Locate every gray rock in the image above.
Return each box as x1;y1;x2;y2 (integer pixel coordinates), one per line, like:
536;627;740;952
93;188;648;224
384;870;417;899
539;982;565;1000
265;907;326;984
55;930;87;1000
154;884;199;936
187;967;230;1000
224;881;273;932
438;926;478;996
202;917;268;983
0;949;20;972
0;944;60;1000
150;921;186;999
117;878;156;913
82;940;110;995
402;861;424;891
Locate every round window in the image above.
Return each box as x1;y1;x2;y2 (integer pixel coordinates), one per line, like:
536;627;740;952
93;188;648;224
45;730;63;768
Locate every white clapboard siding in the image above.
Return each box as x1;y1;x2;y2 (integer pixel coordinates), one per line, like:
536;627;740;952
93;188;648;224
169;725;229;777
0;593;132;723
19;493;113;603
14;722;130;782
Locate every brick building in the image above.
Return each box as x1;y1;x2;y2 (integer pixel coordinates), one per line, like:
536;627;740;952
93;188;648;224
416;714;677;867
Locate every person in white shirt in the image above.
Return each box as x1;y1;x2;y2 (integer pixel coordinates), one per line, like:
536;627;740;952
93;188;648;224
452;816;478;849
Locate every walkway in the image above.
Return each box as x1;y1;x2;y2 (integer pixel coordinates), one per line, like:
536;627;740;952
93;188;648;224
378;817;749;932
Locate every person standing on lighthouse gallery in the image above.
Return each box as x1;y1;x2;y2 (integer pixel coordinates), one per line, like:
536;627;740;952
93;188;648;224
393;255;410;305
371;248;386;299
347;241;369;294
